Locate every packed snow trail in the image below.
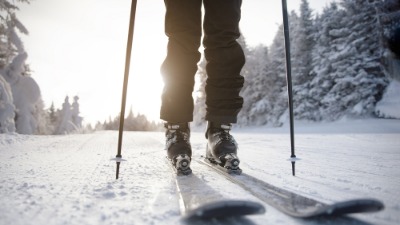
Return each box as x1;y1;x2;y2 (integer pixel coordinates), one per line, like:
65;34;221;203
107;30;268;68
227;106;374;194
0;119;399;225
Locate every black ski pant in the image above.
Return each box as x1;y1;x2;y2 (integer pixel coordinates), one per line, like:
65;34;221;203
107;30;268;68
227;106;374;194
160;0;245;124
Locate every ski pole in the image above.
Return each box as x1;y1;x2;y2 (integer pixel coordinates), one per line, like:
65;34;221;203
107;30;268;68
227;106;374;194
281;0;297;176
115;0;138;180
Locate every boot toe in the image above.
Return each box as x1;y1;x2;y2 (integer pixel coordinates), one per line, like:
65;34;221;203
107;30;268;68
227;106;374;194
214;142;237;158
168;143;192;159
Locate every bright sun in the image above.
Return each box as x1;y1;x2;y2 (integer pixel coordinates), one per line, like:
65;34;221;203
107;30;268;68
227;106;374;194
112;1;168;123
128;51;165;122
124;17;167;123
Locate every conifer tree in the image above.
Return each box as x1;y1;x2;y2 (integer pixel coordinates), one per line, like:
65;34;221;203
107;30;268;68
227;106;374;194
249;24;287;126
193;58;207;127
323;0;387;119
71;96;83;128
308;2;345;120
0;0;50;134
291;0;318;120
0;75;15;132
56;96;74;134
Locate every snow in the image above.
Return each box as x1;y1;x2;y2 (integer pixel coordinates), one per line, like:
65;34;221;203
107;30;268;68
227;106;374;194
375;80;400;119
1;118;400;225
0;51;42;135
0;75;16;133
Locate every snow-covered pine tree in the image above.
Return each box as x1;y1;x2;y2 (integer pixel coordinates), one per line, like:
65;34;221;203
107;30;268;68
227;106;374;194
4;52;42;134
123;107;137;131
103;116;117;130
94;121;104;130
71;96;83;128
56;96;75;134
0;0;50;134
375;0;400;45
237;35;269;126
291;0;318;120
318;0;388;120
251;24;288;126
135;113;150;131
289;11;301;82
103;108;160;131
370;0;400;118
48;102;58;131
0;74;15;132
193;58;207;127
374;0;400;80
0;0;30;68
34;98;52;135
307;2;344;121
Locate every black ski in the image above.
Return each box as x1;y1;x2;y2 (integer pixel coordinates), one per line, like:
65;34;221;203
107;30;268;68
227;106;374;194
166;158;266;219
198;158;384;218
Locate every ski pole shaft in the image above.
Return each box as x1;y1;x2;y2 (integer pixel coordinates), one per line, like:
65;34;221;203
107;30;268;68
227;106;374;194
281;0;296;176
116;0;138;179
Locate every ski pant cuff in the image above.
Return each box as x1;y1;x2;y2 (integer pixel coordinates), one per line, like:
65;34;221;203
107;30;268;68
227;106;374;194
206;115;237;124
160;115;193;124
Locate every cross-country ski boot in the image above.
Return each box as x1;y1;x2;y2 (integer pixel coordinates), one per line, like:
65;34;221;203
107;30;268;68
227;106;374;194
165;123;192;175
205;122;242;174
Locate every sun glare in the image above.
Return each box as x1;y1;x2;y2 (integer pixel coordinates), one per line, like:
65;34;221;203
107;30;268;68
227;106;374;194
80;0;168;124
128;43;166;122
124;2;167;123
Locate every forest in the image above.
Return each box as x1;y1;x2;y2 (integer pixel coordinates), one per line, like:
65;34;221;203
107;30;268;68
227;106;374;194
193;0;400;126
1;0;399;134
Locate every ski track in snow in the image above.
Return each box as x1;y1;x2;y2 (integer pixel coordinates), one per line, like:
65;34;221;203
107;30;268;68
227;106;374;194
0;119;399;225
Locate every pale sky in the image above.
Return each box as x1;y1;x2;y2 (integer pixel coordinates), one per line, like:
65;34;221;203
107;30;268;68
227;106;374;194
17;0;335;125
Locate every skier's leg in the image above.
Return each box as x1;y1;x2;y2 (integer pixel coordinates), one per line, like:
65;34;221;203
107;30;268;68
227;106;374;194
203;0;244;171
203;0;245;124
161;0;202;174
160;0;202;123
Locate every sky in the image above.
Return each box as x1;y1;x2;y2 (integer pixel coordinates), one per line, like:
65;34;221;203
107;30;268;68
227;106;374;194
17;0;335;125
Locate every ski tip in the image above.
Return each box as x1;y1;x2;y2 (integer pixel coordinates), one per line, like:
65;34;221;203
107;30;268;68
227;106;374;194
295;198;385;218
336;198;385;214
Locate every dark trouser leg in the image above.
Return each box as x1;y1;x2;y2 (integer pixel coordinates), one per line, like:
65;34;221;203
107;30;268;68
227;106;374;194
203;0;245;124
160;0;202;123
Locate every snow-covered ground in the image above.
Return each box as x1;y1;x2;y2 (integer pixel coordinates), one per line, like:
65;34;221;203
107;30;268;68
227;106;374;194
1;118;399;225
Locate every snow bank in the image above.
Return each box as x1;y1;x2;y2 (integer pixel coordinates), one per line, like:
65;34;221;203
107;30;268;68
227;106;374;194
0;132;31;146
375;80;400;119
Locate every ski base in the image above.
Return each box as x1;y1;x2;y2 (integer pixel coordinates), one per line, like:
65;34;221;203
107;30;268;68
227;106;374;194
198;158;384;218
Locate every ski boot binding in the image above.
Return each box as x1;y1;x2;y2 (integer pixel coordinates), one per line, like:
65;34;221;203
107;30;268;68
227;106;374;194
165;123;192;175
205;122;242;174
171;154;192;175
